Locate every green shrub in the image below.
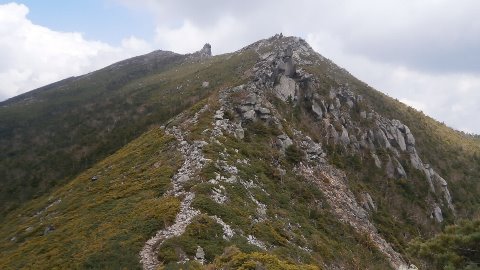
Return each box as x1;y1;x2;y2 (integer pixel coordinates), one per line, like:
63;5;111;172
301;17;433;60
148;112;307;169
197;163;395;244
285;145;304;164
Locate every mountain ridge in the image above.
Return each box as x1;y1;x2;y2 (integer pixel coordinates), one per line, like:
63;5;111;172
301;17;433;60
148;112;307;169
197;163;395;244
1;34;479;269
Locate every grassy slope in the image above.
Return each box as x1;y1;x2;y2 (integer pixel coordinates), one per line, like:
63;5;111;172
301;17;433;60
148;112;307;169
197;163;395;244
0;99;390;270
0;128;181;269
0;49;257;217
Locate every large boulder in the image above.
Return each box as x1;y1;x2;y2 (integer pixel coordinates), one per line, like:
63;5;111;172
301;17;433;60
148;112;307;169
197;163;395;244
274;75;297;102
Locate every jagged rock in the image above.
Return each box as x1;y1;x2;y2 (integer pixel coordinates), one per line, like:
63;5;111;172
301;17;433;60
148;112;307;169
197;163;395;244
244;93;258;105
326;124;339;144
201;81;209;88
239;105;253;113
299;134;326;162
361;193;377;212
408;146;424;170
371;152;382;168
277;134;293;150
375;128;391;149
403;125;415;146
346;99;354;108
256;107;270;115
433;173;454;211
394;128;407;151
394;158;407;178
311;101;323;118
276;45;296;77
423;164;436;192
198;43;212;58
274;75;297;102
214;110;224;120
256;107;271;120
432;204;444;223
243;110;256;121
234;124;244;139
340;126;350;145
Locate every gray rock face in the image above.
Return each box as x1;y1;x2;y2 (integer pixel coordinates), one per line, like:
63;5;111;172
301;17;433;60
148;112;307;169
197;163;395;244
432;204;444;223
386;158;395;178
277;134;293;150
394;128;407;151
404;125;415;146
244;93;258;105
311;101;323;118
371;152;382;168
362;193;377;212
274;75;297;102
276;45;296;77
199;43;212;57
394;158;407;178
327;124;339;144
297;131;326;163
234;124;244;140
375;128;391;149
433;173;455;211
423;165;436;192
340;126;350;145
256;107;270;115
408;146;423;170
214;109;224;120
243;110;256;121
256;107;271;120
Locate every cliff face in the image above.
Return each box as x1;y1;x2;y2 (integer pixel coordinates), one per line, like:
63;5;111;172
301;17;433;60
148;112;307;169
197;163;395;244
1;35;479;270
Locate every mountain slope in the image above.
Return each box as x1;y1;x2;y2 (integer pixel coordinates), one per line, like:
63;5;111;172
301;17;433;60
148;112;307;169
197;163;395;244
1;35;479;269
0;44;256;216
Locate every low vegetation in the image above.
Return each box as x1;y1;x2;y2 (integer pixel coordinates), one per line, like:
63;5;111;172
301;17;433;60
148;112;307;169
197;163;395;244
408;219;480;269
0;128;181;269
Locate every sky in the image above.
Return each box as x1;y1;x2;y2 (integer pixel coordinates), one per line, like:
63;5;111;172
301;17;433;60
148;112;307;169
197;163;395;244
0;1;479;133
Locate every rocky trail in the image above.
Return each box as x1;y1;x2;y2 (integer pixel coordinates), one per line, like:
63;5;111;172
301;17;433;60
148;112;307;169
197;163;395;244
140;109;208;270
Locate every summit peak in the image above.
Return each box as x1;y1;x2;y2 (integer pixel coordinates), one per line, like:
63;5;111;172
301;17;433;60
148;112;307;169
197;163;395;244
199;43;212;57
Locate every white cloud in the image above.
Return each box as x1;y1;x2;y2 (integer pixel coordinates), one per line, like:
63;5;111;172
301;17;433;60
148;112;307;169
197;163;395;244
2;1;480;133
307;32;480;133
0;3;152;101
154;16;246;54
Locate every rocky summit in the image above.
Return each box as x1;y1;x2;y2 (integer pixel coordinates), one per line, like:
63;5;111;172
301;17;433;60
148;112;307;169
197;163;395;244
1;35;480;270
